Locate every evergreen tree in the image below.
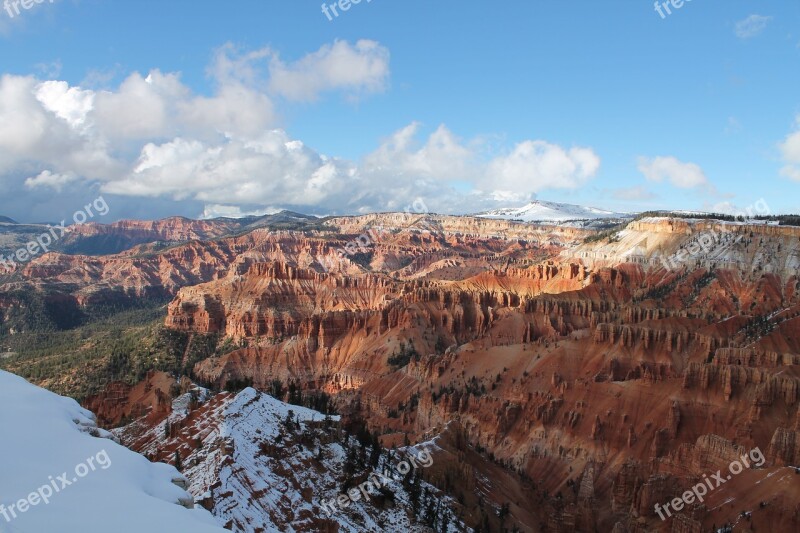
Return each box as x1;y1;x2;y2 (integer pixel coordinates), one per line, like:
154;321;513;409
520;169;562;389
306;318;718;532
269;378;284;400
498;502;510;528
439;513;450;533
284;409;295;431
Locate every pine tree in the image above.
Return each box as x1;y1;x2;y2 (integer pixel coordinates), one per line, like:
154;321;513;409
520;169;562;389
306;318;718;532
344;441;359;476
409;470;422;516
439;513;450;533
284;409;295;431
369;439;382;468
270;378;284;400
498;502;510;528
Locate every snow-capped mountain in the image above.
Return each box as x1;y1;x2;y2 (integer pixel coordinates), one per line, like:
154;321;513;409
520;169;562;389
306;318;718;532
476;200;629;223
0;371;224;533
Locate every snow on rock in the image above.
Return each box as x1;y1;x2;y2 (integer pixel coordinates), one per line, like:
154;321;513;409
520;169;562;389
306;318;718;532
116;387;465;532
0;370;225;533
476;200;628;223
570;216;800;279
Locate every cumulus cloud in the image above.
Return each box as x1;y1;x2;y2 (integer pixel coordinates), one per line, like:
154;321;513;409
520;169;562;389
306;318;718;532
24;170;77;191
0;40;602;220
362;123;475;182
36;80;95;131
359;124;601;207
92;71;186;141
0;75;119;181
735;15;772;39
484;141;600;201
268;40;390;101
637;156;710;189
100;116;600;216
106;132;357;208
706;199;772;217
780;118;800;181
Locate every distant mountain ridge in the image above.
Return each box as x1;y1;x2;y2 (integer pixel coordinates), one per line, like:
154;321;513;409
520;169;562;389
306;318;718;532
475;200;630;222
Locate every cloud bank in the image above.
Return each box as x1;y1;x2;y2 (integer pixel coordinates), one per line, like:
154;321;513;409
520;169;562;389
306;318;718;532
0;40;602;221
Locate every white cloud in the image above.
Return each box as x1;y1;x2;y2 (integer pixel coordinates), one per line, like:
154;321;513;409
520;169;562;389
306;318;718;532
735;15;772;39
0;75;119;180
0;75;54;156
200;204;280;219
0;40;603;219
93;71;187;141
359;124;601;207
268;40;390;101
36;80;95;131
208;44;271;87
780;116;800;181
706;199;772;217
178;83;275;139
362;123;475;182
106;131;357;208
637;156;709;189
24;170;77;191
485;141;600;199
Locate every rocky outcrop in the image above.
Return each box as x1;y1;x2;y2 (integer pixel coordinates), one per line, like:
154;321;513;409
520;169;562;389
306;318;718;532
83;371;178;427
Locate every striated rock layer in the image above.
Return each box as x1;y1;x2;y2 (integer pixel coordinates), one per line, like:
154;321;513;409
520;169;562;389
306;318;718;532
6;213;800;531
161;216;800;532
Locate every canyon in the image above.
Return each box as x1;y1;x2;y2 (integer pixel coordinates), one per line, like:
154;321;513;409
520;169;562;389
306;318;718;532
3;212;800;532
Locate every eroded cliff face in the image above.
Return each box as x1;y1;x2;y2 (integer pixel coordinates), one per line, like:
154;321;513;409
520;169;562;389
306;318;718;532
572;217;800;282
2;214;567;306
65;216;242;243
83;371;178;427
158;216;800;532
8;213;800;531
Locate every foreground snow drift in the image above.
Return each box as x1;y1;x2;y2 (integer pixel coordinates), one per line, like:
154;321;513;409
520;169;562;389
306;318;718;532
0;370;225;533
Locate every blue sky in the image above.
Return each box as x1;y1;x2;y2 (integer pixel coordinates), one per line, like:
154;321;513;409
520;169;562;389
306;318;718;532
0;0;798;222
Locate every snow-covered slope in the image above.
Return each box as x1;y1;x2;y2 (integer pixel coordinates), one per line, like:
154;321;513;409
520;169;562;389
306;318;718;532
0;371;225;533
116;387;465;532
476;200;628;223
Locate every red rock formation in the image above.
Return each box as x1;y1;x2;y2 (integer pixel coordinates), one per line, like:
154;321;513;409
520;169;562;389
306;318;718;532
159;218;800;531
83;371;177;427
7;213;800;531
